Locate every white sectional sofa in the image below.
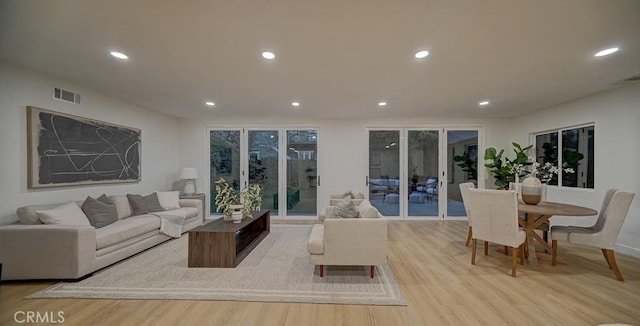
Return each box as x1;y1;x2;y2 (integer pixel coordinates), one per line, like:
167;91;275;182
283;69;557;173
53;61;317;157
0;195;202;280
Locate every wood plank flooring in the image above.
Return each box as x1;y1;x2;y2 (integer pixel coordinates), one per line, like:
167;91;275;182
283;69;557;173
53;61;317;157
1;220;639;325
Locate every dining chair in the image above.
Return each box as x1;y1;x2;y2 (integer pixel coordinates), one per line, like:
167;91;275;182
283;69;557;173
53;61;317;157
467;188;526;277
550;189;634;281
459;182;475;247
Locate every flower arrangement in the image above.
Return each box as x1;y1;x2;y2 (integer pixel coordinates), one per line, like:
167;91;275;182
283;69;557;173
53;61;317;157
241;183;262;217
214;178;239;217
532;162;575;184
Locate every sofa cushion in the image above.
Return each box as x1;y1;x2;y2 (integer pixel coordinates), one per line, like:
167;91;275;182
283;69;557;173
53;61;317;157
307;224;324;254
335;197;359;218
17;203;63;224
358;200;379;219
95;215;161;250
127;193;166;215
155;191;181;210
81;196;118;228
36;202;91;226
109;195;133;219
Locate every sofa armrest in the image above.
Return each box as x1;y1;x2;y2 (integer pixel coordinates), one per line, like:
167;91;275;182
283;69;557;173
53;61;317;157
180;199;203;221
322;218;388;265
0;224;96;280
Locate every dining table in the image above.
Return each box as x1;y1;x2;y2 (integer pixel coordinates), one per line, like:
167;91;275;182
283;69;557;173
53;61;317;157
518;201;598;265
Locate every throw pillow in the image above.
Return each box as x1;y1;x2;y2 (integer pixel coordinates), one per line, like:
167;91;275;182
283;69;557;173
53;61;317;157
354;192;365;199
36;202;91;226
358;201;379;219
109;195;133;219
341;190;355;199
335;197;359;218
155;191;181;210
81;196;118;228
127;193;166;215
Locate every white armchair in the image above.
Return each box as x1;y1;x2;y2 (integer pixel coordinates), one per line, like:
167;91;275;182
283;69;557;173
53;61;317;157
307;205;387;278
551;189;635;281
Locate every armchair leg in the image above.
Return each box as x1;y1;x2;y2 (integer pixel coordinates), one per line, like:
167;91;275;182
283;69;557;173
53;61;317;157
604;249;624;282
370;266;375;278
601;249;613;269
504;246;508;256
519;244;525;265
511;245;518;277
320;265;324;277
472;239;477;265
551;240;558;266
484;241;489;256
465;226;472;247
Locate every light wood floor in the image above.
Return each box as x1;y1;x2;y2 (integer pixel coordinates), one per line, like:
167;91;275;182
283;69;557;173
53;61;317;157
2;220;639;326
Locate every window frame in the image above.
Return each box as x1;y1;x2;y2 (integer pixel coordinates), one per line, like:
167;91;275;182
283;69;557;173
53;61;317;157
531;123;595;190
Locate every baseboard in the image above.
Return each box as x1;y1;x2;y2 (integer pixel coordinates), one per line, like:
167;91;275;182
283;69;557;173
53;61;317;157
615;243;640;259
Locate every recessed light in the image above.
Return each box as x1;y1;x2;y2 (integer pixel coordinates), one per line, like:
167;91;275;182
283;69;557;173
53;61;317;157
414;50;429;59
291;102;300;107
479;101;490;106
205;101;215;107
110;51;129;60
378;101;387;107
262;51;275;60
594;47;619;57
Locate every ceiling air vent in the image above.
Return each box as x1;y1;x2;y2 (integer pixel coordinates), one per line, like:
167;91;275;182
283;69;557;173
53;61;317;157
53;87;81;104
613;74;640;86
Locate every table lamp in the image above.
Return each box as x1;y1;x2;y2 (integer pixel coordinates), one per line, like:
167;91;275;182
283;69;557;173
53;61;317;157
180;167;198;195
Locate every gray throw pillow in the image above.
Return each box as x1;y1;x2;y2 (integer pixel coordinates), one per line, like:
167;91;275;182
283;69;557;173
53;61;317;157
127;193;166;216
335;197;359;218
81;196;118;228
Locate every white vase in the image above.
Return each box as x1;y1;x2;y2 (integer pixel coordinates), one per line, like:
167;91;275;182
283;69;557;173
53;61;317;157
232;211;243;223
522;177;542;205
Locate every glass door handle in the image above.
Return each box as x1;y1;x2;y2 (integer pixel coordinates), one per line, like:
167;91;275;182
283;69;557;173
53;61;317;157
365;176;369;186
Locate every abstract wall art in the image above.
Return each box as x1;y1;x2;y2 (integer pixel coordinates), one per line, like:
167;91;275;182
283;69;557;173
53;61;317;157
27;106;141;188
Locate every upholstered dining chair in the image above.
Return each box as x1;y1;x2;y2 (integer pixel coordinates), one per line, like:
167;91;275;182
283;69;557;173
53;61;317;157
467;188;526;277
459;182;475;247
551;189;635;281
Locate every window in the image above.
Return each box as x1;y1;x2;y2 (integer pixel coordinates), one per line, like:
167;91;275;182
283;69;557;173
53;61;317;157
533;125;594;188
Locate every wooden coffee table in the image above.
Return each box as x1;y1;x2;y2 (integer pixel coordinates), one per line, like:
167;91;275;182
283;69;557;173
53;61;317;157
188;209;270;268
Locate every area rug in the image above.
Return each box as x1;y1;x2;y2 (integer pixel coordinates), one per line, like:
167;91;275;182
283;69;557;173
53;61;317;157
29;225;407;306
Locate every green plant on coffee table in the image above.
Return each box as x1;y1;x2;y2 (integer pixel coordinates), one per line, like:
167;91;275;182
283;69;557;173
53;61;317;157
241;183;262;217
484;142;533;190
214;178;239;216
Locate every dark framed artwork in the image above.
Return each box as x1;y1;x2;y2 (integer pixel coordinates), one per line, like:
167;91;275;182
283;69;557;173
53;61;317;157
27;106;141;188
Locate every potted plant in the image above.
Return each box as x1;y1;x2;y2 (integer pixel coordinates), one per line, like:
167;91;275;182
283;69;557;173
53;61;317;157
241;183;262;217
214;178;240;221
484;142;532;190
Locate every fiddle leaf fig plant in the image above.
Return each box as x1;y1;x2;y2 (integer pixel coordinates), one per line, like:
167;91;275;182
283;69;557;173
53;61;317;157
484;142;533;190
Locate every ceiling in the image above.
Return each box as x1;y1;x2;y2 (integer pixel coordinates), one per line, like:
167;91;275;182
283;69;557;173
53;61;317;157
1;0;639;120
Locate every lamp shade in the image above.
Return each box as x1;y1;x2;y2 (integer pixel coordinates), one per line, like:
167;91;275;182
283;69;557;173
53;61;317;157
180;167;198;180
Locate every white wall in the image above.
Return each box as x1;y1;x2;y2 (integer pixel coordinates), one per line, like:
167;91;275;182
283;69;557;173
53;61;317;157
177;116;511;219
508;83;640;257
0;63;180;224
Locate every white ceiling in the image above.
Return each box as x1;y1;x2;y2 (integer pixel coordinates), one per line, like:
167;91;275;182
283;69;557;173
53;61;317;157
1;0;639;120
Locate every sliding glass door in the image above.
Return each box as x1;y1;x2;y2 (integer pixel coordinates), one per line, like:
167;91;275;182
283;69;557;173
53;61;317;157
209;130;241;215
407;130;439;218
366;127;480;219
446;130;479;217
248;130;279;215
286;130;318;217
209;127;319;219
